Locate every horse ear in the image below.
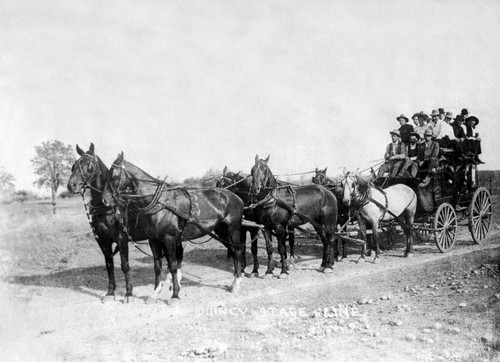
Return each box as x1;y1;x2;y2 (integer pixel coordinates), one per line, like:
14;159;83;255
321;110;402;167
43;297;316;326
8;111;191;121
323;167;327;173
235;171;240;177
89;143;95;155
315;167;318;172
342;168;347;176
76;144;85;156
223;166;227;175
117;152;124;165
264;154;270;163
255;154;259;164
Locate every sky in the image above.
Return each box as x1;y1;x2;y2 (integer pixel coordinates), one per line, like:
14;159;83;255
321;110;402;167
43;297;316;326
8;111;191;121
1;0;499;195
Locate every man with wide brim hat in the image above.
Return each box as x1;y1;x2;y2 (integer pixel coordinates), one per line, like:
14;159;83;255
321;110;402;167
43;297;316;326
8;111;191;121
399;132;422;177
377;129;408;178
429;110;443;140
409;132;420;140
464;116;483;163
396;114;409;122
418;128;440;178
397;114;414;143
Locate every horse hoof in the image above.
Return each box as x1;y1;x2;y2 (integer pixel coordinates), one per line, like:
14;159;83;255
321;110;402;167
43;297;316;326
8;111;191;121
249;272;259;278
231;284;241;294
263;273;274;279
167;298;180;306
145;297;158;305
318;266;326;273
323;267;334;274
278;273;289;279
373;258;380;264
357;258;366;264
404;253;413;258
102;295;116;303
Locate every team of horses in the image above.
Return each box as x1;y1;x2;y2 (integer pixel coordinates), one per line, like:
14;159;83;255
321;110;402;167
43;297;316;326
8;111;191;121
68;144;418;304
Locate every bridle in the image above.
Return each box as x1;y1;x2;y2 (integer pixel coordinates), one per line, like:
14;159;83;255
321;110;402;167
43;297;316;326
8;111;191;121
342;173;369;207
73;154;103;194
313;172;330;185
250;161;273;196
107;161;138;206
216;173;251;191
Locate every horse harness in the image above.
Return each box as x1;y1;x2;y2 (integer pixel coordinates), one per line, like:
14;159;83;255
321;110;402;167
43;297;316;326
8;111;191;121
110;172;244;248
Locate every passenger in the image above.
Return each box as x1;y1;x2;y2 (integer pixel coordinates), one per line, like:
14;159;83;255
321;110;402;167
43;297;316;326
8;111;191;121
429;110;443;139
414;115;430;140
397;114;414;144
400;132;421;178
438;108;445;121
418;129;440;176
435;111;456;148
377;129;408;178
438;112;472;163
464;116;483;164
411;113;419;127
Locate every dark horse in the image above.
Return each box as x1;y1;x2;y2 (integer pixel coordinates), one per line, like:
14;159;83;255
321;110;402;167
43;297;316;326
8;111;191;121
67;143;151;302
216;166;297;277
102;152;245;302
311;167;349;260
249;155;338;278
342;172;417;262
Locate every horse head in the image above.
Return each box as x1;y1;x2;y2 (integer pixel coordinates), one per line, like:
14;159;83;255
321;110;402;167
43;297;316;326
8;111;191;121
67;143;106;194
312;167;328;185
102;152;133;207
216;166;242;189
342;172;370;206
250;154;273;195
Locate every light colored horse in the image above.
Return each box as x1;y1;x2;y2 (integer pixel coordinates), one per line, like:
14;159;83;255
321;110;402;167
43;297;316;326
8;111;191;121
342;172;417;262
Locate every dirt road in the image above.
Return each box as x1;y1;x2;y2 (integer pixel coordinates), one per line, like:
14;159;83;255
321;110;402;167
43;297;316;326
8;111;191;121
2;212;499;361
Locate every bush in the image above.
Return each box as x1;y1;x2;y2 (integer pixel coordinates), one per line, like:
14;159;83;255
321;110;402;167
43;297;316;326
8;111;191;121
10;190;42;203
58;190;77;199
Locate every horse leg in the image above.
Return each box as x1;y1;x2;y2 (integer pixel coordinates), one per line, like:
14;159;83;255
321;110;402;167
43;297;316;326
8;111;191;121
315;225;334;273
357;218;368;263
262;228;274;278
164;240;181;303
342;239;347;260
404;211;415;257
332;236;339;262
146;238;164;304
166;242;184;290
97;239;116;302
116;232;134;303
372;221;382;263
366;232;372;257
249;228;260;277
275;225;289;278
228;222;243;293
288;227;296;264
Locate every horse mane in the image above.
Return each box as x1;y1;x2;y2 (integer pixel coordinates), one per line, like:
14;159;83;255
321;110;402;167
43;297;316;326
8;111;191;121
124;160;156;182
356;175;370;195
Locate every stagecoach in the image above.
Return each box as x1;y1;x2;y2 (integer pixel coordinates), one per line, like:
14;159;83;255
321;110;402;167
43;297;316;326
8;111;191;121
372;148;492;252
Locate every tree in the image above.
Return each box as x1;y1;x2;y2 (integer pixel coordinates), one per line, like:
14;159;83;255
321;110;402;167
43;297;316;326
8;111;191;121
31;140;75;214
0;168;15;202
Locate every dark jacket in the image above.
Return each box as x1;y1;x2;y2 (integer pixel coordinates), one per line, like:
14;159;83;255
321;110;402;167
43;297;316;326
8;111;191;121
451;121;466;139
399;124;414;143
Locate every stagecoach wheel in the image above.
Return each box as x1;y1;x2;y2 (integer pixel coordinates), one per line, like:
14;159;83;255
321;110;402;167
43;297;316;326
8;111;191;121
434;203;458;253
468;187;492;244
